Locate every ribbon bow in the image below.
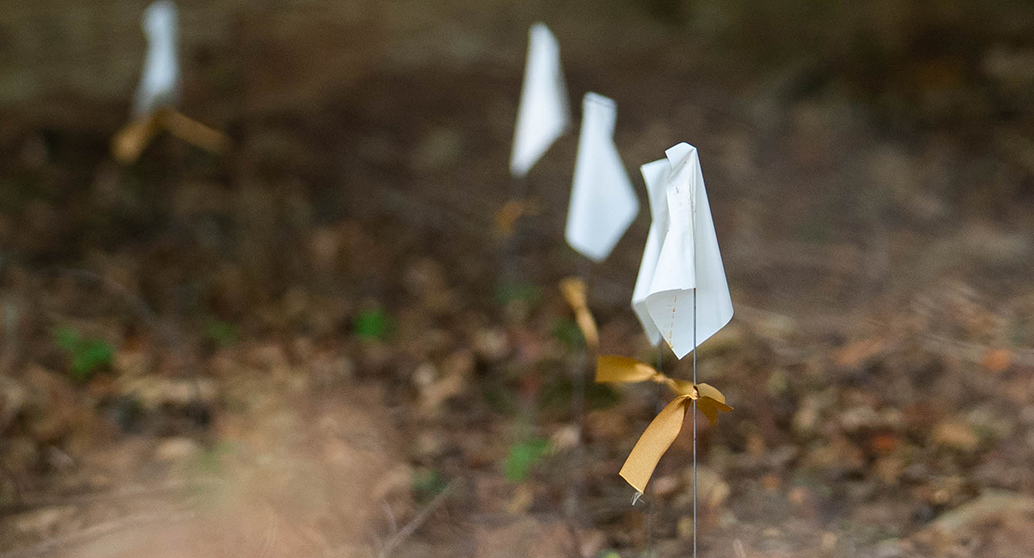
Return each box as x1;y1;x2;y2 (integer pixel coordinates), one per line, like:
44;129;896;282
596;355;732;493
113;108;230;164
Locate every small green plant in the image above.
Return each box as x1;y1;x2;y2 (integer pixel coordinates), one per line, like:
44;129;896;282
551;318;584;348
411;468;448;503
504;438;550;483
53;327;114;382
495;283;542;307
353;308;393;340
204;318;238;347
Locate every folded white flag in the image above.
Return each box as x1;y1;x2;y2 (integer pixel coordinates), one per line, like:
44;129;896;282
565;93;639;262
631;143;733;358
133;0;180;117
510;23;571;178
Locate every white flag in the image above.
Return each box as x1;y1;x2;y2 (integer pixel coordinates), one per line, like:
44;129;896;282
631;143;733;358
510;23;571;178
565;93;639;262
133;1;180;117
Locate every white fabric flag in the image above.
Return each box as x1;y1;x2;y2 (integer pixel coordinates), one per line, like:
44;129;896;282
133;1;180;117
631;143;733;358
510;23;571;178
565;93;639;262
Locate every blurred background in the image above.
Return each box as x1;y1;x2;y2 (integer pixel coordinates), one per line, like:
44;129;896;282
1;1;1034;556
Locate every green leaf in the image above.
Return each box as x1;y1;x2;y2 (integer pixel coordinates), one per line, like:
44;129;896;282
411;468;448;503
495;283;542;307
354;308;392;340
504;438;550;484
69;340;114;381
205;318;238;347
551;318;584;349
53;327;113;382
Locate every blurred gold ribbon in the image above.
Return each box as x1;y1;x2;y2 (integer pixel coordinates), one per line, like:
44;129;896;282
494;199;541;239
112;107;231;164
559;277;599;350
596;355;732;493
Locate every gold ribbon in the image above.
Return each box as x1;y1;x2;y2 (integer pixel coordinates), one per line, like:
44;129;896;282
596;355;732;493
494;199;541;239
113;107;231;164
559;277;599;350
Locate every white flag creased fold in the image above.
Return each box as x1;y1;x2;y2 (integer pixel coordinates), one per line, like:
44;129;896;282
632;143;733;358
565;93;639;262
510;23;571;178
134;0;180;117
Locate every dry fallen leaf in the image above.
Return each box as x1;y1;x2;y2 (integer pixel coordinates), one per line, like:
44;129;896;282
833;337;886;368
982;347;1012;374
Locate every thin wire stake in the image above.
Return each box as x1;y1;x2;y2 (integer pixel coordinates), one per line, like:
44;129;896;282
569;260;591;528
692;288;698;558
646;345;663;556
500;176;527;288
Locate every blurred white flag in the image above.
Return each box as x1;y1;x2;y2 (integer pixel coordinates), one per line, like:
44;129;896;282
565;93;639;262
631;143;733;358
510;23;571;178
133;1;180;117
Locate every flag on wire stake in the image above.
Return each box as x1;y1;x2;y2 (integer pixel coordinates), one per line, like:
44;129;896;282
596;142;735;558
565;93;639;262
113;1;230;164
510;23;571;179
499;23;570;285
561;92;637;522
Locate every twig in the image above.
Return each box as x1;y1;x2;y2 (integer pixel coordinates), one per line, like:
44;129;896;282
0;478;223;514
375;481;456;558
0;296;20;378
0;511;195;558
563;516;585;558
47;267;172;350
381;501;398;535
922;333;1034;368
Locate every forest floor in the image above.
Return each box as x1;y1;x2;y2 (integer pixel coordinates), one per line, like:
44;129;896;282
2;2;1034;557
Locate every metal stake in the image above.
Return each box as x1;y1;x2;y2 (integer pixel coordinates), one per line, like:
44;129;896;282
692;288;698;558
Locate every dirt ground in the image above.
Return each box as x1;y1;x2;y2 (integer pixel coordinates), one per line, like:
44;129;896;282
2;1;1034;557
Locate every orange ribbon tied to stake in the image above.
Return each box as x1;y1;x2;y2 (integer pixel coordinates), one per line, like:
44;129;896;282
559;277;600;350
113;107;231;164
596;355;732;494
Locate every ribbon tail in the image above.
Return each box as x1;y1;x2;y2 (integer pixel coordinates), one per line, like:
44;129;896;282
596;355;659;384
559;277;600;350
161;109;231;155
112;113;161;163
619;395;692;493
575;308;599;350
695;383;733;425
